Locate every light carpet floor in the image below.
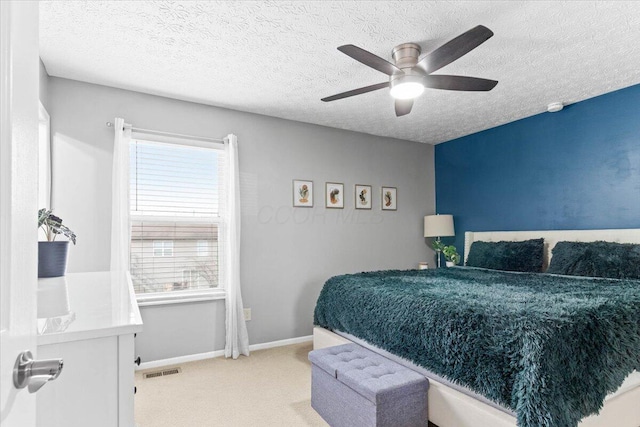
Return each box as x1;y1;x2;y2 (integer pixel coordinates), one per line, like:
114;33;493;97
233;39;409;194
135;342;328;427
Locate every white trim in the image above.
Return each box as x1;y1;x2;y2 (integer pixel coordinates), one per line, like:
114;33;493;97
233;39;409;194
133;134;223;150
137;350;226;370
136;335;313;370
136;288;226;307
247;335;313;352
38;101;51;209
132;130;224;147
130;214;222;224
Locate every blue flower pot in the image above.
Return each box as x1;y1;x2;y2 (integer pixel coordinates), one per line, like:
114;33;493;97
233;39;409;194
38;241;69;278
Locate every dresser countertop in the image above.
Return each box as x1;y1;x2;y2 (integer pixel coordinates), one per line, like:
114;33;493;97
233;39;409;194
37;271;143;346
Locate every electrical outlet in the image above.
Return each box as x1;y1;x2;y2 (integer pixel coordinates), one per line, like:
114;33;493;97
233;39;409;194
243;308;251;321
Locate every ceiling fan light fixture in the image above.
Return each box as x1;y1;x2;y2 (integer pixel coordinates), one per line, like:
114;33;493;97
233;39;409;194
390;81;424;100
322;26;498;116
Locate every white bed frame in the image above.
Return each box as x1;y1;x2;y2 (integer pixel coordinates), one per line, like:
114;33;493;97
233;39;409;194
314;229;640;427
464;228;640;270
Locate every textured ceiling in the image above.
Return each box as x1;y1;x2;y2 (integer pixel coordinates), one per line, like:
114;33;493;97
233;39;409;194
40;1;640;144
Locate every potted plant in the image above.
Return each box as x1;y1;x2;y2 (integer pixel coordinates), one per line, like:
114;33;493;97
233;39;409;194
38;209;77;278
433;241;461;267
442;245;461;267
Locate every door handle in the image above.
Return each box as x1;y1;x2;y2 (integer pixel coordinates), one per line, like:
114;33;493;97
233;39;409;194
13;350;64;393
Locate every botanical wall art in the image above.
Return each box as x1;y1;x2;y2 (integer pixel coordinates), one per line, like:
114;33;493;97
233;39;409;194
293;179;397;211
381;186;397;211
325;182;344;209
355;184;372;210
293;180;313;207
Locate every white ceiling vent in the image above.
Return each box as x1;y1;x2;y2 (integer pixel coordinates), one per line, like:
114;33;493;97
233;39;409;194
547;102;564;113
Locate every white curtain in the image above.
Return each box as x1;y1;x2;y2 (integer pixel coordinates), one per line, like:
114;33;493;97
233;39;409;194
223;134;250;359
110;118;132;272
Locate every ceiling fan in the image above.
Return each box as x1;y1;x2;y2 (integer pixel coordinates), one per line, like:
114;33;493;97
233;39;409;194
321;25;498;117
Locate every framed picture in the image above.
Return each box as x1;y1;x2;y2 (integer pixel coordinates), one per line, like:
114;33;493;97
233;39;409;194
355;184;372;210
381;186;397;210
325;182;344;209
293;180;313;207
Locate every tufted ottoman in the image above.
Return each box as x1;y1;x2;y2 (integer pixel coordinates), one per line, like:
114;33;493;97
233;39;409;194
309;343;429;427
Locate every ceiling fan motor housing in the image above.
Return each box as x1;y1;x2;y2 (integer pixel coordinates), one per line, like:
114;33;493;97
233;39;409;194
390;43;425;90
391;42;421;69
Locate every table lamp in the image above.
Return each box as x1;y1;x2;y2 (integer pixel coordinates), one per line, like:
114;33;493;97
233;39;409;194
424;214;455;268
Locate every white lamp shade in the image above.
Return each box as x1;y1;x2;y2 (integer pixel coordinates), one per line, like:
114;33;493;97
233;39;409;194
424;214;455;238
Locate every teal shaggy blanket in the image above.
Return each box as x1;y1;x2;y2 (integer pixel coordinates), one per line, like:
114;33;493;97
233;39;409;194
313;267;640;427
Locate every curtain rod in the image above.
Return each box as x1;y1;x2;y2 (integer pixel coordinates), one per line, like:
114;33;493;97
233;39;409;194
106;121;224;143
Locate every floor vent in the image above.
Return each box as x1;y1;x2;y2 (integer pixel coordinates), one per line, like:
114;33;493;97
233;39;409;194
143;367;182;379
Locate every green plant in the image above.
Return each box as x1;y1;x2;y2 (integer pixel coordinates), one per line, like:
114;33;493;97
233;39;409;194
432;241;460;265
442;245;461;265
38;208;77;244
432;240;446;252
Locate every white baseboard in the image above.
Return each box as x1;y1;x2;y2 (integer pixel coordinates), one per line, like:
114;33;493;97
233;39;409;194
137;335;313;371
137;350;225;370
248;335;312;352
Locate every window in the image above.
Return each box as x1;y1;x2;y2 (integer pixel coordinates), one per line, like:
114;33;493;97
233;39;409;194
181;269;200;288
129;138;225;298
197;240;209;257
152;240;174;257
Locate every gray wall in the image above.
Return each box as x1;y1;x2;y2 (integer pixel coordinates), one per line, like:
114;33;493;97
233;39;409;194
39;58;50;111
47;76;435;362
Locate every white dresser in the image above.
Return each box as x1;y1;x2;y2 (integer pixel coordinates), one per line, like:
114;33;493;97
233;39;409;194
36;271;143;427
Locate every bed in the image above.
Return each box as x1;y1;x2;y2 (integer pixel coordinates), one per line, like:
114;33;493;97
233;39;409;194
313;229;640;427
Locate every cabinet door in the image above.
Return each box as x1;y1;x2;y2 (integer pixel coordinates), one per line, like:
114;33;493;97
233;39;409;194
118;334;136;426
37;337;118;427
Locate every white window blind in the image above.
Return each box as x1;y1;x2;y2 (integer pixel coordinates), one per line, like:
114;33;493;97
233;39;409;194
129;139;225;295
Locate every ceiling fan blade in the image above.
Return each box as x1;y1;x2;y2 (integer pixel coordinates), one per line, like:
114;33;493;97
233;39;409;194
321;82;390;102
395;99;413;117
417;25;494;74
422;75;498;91
338;44;403;76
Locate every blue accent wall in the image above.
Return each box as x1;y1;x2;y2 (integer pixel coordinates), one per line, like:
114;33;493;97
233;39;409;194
436;84;640;254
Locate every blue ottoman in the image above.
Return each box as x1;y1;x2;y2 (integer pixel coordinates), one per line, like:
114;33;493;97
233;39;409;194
309;343;429;427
